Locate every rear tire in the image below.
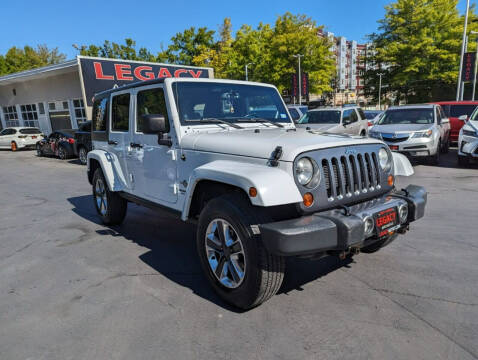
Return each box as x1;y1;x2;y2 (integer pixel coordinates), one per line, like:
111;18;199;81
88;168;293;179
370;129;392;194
11;141;17;152
92;168;127;225
36;144;43;156
360;130;366;137
196;192;285;310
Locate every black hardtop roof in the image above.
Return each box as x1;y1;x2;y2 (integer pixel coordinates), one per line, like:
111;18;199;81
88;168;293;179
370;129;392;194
93;78;166;101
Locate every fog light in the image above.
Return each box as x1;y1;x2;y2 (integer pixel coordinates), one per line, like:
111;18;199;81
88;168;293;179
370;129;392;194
303;192;314;207
398;204;408;223
364;216;375;236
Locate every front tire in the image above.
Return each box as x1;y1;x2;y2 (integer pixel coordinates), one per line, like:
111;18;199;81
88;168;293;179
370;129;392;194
78;146;88;165
92;168;127;225
58;146;68;160
196;192;285;310
458;155;469;167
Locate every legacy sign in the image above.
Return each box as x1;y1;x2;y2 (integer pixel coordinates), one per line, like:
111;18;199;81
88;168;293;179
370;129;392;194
78;56;211;106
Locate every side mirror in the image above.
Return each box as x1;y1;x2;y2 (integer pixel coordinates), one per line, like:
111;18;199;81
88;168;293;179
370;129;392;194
141;114;172;147
458;115;468;122
343;119;350;126
142;114;168;134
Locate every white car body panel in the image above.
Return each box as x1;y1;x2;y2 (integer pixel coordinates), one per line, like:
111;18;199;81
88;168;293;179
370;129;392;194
181;160;302;220
87;150;129;192
458;119;478;157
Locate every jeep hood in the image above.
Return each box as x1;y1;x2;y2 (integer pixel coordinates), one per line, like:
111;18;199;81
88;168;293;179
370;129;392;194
180;128;383;162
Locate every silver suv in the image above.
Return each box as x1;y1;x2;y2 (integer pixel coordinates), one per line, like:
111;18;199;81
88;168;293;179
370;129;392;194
296;106;369;136
369;104;451;165
87;78;426;309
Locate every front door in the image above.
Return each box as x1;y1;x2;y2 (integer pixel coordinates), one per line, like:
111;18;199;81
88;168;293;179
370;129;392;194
108;92;133;191
127;85;178;204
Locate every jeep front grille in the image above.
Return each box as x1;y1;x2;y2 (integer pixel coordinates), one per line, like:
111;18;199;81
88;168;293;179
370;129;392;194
322;151;381;200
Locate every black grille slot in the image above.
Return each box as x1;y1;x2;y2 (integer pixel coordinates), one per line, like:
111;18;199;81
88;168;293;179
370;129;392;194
341;156;351;194
349;155;359;193
331;158;341;197
322;159;331;198
357;154;367;189
371;152;380;185
365;153;374;187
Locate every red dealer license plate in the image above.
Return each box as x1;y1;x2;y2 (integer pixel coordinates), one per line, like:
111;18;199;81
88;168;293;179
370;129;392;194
375;207;398;237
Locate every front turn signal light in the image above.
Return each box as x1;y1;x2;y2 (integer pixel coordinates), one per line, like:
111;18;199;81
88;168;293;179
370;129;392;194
303;192;314;207
388;175;394;186
249;187;258;197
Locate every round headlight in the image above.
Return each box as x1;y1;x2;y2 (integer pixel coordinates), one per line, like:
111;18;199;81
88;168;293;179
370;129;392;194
296;157;314;185
378;147;391;171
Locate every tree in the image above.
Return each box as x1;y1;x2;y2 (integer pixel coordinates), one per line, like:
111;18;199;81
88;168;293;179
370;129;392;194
79;38;155;62
0;45;66;76
366;0;478;103
158;27;216;65
194;14;335;94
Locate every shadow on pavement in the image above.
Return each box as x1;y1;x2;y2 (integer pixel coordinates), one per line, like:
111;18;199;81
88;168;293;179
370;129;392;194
67;194;355;311
408;148;478;170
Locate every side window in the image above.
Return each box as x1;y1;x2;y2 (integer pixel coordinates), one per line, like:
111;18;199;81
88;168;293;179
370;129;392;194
0;129;7;136
439;106;446;120
92;97;109;132
350;109;359;123
343;109;353;123
111;93;130;132
136;88;169;133
357;108;366;121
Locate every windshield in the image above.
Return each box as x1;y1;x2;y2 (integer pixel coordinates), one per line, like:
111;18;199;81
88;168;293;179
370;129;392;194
364;111;380;119
299;110;341;124
19;128;41;134
172;82;291;125
378;109;434;125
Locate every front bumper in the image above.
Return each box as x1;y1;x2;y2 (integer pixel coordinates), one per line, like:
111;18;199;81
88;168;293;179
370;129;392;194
458;136;478;158
259;185;427;256
382;137;436;157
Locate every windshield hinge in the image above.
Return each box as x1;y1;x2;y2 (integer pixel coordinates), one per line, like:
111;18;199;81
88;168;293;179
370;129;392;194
268;146;283;167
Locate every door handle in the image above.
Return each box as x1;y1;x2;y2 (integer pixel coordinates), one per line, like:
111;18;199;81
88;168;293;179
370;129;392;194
130;142;143;149
108;140;118;145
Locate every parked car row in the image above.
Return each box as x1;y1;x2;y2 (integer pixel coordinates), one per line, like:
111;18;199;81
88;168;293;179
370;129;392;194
0;121;92;165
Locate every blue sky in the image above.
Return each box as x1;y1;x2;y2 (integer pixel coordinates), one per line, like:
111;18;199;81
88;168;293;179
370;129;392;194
0;0;470;59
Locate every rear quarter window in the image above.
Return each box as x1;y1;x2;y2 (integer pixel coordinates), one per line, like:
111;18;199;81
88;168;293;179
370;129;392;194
92;98;109;132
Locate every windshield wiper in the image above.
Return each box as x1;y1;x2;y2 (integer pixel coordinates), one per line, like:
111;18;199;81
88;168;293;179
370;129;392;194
237;117;284;128
196;118;243;129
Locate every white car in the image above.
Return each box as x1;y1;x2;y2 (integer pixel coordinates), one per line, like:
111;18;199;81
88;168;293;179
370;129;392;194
86;78;426;309
369;104;451;165
0;127;44;151
296;106;369;136
457;111;478;166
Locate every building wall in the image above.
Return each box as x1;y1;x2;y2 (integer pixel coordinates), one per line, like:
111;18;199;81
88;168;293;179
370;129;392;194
0;71;84;134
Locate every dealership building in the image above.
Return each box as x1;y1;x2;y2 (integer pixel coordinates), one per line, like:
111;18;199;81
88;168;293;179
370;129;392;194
0;56;213;134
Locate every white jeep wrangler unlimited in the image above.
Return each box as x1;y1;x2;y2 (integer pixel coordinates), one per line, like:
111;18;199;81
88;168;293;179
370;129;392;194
87;78;427;309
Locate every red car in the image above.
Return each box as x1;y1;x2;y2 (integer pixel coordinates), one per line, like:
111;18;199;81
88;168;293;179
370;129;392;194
431;101;478;143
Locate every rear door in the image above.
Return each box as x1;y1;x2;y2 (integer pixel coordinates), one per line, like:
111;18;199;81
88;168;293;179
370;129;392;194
128;85;178;204
108;91;133;191
342;109;357;134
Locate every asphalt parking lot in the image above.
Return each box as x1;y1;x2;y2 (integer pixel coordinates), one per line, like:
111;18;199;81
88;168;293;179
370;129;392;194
0;149;477;360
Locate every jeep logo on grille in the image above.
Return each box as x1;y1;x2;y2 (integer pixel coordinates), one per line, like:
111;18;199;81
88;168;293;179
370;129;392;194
345;148;357;155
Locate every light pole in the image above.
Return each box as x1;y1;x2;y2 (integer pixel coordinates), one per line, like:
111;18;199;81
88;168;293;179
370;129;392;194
471;31;478;100
245;63;254;81
457;0;471;101
293;54;304;104
377;73;384;110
